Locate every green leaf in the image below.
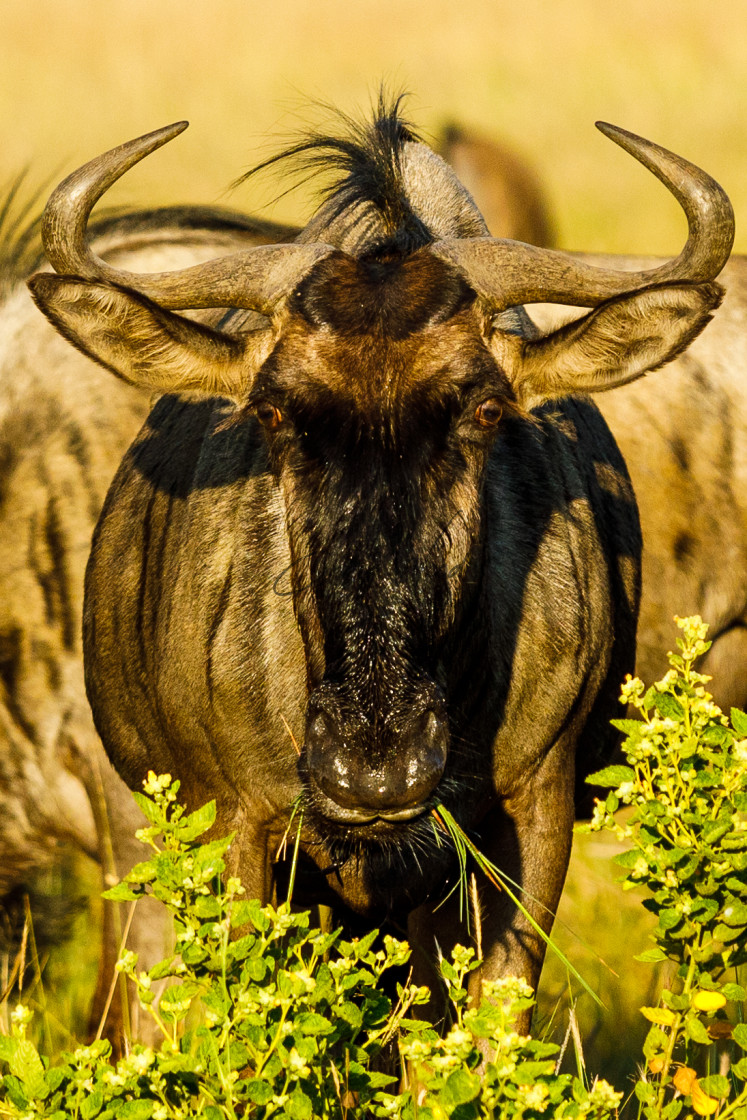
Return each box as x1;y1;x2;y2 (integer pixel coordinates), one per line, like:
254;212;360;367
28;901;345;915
702;821;732;846
339;1000;363;1031
635;947;668;963
175;800;217;841
636;1080;656;1104
722;982;747;1001
288;1088;313;1120
1;1074;29;1110
10;1040;49;1100
714;922;744;942
643;1025;669;1059
243;1079;274;1105
614;849;644;869
658;908;683;931
45;1067;71;1092
703;724;732;746
101;882;142;902
661;991;689;1011
126;860;157;884
131;790;164;826
365;1070;398;1088
685;1017;712;1045
733;1057;747;1081
605;791;620;813
119;1102;156;1120
81;1088;104;1119
734;1023;747;1050
586;764;636;788
699;1075;731;1099
148;958;177;981
731;707;747;736
611;718;645;735
653;691;684;720
159;985;194;1021
193;895;222;918
513;1060;556;1083
0;1033;17;1063
721;899;747;927
439;1068;482;1109
243;957;268;982
296;1012;334;1035
230;900;259;928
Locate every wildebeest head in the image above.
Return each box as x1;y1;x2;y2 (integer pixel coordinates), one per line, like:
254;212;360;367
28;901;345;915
29;102;732;852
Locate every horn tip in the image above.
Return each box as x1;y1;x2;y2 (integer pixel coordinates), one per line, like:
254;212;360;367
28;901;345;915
161;120;190;140
595;120;625;141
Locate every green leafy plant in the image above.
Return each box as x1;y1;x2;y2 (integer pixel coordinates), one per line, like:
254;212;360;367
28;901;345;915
0;616;745;1120
585;615;747;1119
0;774;620;1118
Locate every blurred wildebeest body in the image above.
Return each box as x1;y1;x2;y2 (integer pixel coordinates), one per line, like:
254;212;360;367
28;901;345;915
29;98;731;1031
528;270;747;713
0;196;295;1040
438;123;554;245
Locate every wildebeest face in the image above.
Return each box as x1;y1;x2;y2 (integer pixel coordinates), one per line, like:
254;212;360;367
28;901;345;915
30;244;722;848
248;252;515;828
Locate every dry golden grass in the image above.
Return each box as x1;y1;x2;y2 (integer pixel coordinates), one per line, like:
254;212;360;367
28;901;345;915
2;0;746;253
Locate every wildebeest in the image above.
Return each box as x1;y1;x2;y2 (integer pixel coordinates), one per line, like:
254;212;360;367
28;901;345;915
0;112;551;1047
27;97;733;1027
437;123;554;244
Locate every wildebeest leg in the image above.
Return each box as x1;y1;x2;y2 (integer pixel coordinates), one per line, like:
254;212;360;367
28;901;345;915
408;749;575;1035
222;805;276;905
698;620;747;712
84;755;172;1055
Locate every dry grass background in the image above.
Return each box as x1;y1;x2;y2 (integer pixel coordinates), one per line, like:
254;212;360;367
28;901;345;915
2;0;743;1083
2;0;746;253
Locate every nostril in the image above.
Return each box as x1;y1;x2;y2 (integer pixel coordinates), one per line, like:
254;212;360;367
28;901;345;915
305;707;359;808
423;709;448;756
303;697;449;814
401;709;448;801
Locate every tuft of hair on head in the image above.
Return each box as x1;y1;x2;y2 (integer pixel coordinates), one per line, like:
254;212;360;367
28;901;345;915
234;88;431;255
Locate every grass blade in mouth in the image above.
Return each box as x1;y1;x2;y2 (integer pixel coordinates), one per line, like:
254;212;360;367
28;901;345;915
277;795;304;906
432;803;604;1010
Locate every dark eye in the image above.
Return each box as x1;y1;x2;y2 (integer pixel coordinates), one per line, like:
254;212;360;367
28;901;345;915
255;402;283;430
474;399;503;428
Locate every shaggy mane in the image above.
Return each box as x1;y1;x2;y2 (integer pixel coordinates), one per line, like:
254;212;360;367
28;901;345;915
235;91;434;256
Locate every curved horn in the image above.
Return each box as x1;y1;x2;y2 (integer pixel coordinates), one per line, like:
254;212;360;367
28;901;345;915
432;122;735;310
41;122;333;313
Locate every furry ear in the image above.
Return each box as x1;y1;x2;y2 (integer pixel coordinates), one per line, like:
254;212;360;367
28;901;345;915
489;281;723;411
28;274;275;400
